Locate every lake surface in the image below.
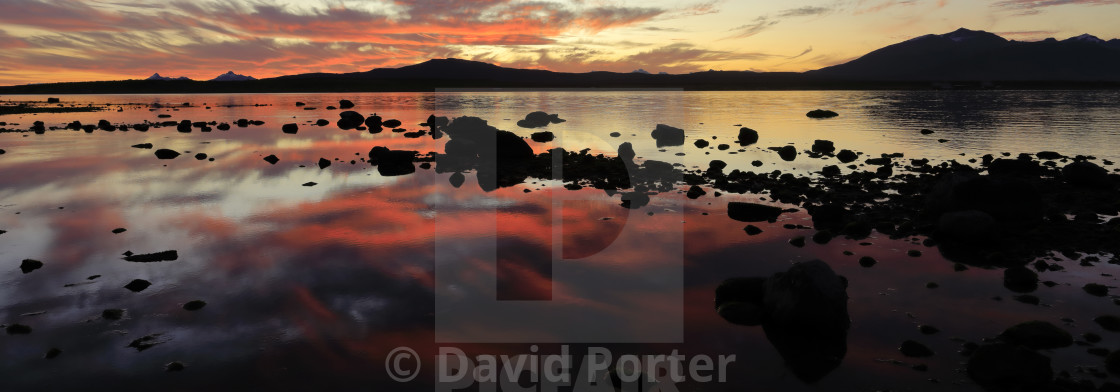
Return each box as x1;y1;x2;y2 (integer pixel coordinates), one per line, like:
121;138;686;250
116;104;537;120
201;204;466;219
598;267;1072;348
2;90;1120;391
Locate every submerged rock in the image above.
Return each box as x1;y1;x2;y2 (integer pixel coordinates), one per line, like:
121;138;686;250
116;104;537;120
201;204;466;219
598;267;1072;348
5;324;32;335
737;127;759;145
263;155;279;165
517;111;565;128
124;279;152;292
123;250;178;263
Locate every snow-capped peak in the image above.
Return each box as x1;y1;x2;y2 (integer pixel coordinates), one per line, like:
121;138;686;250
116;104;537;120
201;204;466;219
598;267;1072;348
1068;33;1105;43
146;73;191;81
209;71;256;82
631;69;651;74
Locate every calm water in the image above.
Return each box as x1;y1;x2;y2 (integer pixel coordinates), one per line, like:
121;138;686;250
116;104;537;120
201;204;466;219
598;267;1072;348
2;90;1120;391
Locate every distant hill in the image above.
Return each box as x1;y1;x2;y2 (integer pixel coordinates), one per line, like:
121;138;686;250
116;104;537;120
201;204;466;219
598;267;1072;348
3;29;1120;94
808;28;1120;81
145;73;191;81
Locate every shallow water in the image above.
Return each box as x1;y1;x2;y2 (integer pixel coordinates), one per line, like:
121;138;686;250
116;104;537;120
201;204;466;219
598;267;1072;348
2;90;1120;391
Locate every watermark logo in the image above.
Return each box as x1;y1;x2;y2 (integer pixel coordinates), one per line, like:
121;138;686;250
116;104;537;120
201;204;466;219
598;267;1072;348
385;346;421;382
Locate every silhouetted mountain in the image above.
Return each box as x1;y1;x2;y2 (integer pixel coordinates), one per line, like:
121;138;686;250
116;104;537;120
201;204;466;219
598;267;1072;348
146;73;191;81
209;71;256;82
4;30;1120;94
809;28;1120;81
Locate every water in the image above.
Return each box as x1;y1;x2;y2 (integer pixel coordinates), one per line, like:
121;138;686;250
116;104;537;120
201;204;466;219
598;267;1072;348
1;90;1119;391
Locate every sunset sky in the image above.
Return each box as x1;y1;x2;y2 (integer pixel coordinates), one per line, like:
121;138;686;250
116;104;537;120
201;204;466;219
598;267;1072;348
0;0;1118;85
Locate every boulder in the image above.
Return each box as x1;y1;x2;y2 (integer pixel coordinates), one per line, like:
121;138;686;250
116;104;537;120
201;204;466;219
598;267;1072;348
383;119;402;128
999;321;1073;350
967;343;1053;391
368;146;418;177
176;120;192;133
811;140;835;154
337;111;365;130
517;111;565;128
263;155;279;164
806;109;839;119
1062;161;1111;188
338;99;355;109
715;277;767;326
530;131;555;143
728;202;784;222
836;149;857;163
20;259;43;273
737;127;759;145
154;149;180;159
686;185;706;199
778;145;797;161
282;123;298;134
650;124;685;147
694;139;710;148
318;158;331;169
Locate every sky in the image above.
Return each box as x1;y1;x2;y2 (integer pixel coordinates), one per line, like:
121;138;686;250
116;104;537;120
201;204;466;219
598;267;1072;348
0;0;1118;85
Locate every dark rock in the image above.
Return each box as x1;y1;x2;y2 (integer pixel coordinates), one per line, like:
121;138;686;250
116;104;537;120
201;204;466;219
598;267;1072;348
44;348;62;359
686;185;706;199
183;300;206;311
821;165;841;177
131;143;153;149
811;140;835;154
1095;315;1120;332
383;119;402;128
737;127;759;145
302;182;317;187
1085;283;1110;297
789;236;806;247
694;139;709;148
318;158;331;169
899;340;933;357
618;142;635;162
935;210;996;244
907;250;922;257
743;225;763;235
20;259;43;273
166;362;186;372
806;109;839;119
127;334;167;351
1036;151;1062;160
650;124;685;147
102;309;124;320
315;119;329;127
728;202;784;222
154;149;180;159
763;260;849;333
338;99;355;109
715;277;767;326
1063;161;1111;188
967;343;1052;390
858;256;876;268
112;228;126;234
517;111;564;128
717;144;730;150
216;123;230;131
920;129;934;135
448;172;465;188
777;145;797;161
609;132;621;137
999;321;1073;349
836;149;857;163
123;250;178;263
5;324;31;335
918;325;940;335
530;131;555;143
337;111;365;130
176;120;191;133
282;123;298;134
124;279;152;292
1004;266;1039;293
194;153;207;160
368;146;418;177
263;155;279;165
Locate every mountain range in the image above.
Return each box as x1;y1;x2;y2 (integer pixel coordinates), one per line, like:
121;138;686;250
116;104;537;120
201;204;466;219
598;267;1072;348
3;28;1118;93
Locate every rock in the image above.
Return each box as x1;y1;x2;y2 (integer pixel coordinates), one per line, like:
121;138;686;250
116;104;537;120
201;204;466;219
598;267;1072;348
1095;315;1120;332
127;334;168;351
282;123;298;134
5;324;31;335
1108;351;1120;375
686;185;706;199
715;277;767;326
728;202;784;222
124;279;152;292
806;109;839;119
176;120;191;133
123;250;178;263
811;140;835;154
920;129;934;135
530;131;555;143
717;144;730;150
1003;266;1039;293
338;99;355;109
836;149;857;163
102;309;124;320
1036;151;1062;160
442;117;534;163
999;321;1073;349
302;182;317;187
448;172;465;188
858;256;876;268
737;127;759;145
368;146;418;177
967;343;1053;391
694;139;710;148
44;348;62;359
383;119;402;128
936;210;996;244
763;260;850;334
318;158;331;169
517;111;565;128
47;97;60;103
620;191;650;209
216;123;230;131
194;153;207;160
154;149;180;159
618;142;635;162
650;124;685;146
263;155;279;165
183;300;207;311
918;325;940;335
777;145;797;161
744;225;763;235
789;236;806;247
988;158;1041;177
131;143;153;149
295;101;305;106
907;250;921;257
609;132;621;137
112;228;126;234
315;119;329;127
166;362;186;372
1085;283;1110;297
19;259;43;273
899;340;933;357
337;111;365;130
821;165;841;177
1063;161;1111;188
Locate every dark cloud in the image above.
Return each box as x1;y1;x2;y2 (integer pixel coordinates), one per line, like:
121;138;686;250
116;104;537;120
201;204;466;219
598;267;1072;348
777;6;834;17
992;0;1119;15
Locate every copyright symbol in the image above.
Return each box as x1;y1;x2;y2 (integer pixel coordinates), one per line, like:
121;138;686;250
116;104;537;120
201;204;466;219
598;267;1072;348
386;346;421;382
